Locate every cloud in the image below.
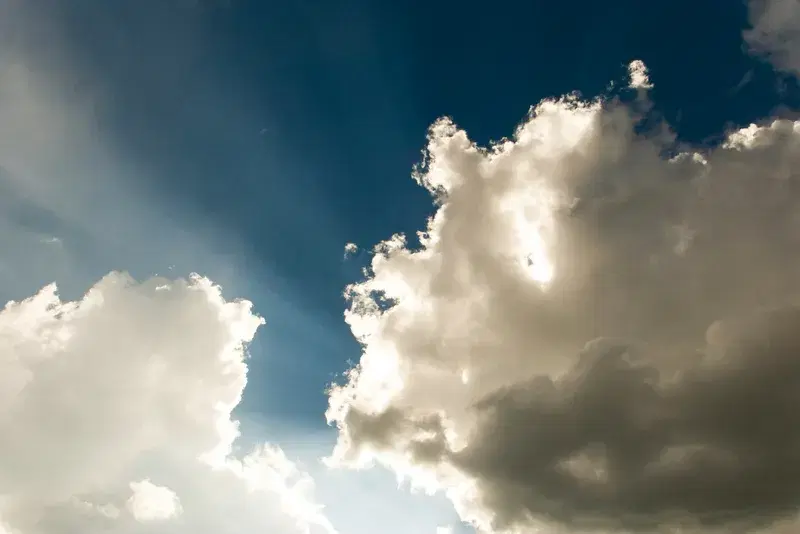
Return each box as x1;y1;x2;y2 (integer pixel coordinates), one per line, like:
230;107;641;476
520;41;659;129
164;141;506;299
327;65;800;533
627;59;653;90
744;0;800;76
0;272;336;534
127;480;183;522
0;6;337;533
344;243;359;259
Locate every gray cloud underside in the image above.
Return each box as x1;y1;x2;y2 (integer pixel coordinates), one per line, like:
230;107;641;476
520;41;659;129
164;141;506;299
328;90;800;533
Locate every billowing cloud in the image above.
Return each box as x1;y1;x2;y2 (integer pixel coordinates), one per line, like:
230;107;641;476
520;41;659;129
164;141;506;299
327;63;800;533
0;272;336;534
744;0;800;75
127;480;182;522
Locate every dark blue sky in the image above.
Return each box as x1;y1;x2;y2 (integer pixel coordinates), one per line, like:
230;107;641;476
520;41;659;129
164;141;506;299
18;0;796;446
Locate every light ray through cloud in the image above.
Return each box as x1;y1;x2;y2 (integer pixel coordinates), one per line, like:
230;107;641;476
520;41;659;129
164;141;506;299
327;59;800;533
3;1;800;534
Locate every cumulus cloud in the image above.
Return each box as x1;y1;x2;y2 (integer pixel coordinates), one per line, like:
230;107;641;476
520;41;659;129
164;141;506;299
327;65;800;533
744;0;800;75
0;5;339;533
627;59;653;90
0;272;336;534
127;480;182;522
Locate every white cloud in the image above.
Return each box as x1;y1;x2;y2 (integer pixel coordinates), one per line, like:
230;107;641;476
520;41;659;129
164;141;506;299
0;6;338;533
627;59;653;90
327;64;800;533
744;0;800;75
127;480;182;522
0;272;336;534
344;243;359;259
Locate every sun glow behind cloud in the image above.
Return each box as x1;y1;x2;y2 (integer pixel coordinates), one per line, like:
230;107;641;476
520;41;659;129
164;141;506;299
4;0;800;533
326;52;800;534
0;4;343;534
0;272;338;534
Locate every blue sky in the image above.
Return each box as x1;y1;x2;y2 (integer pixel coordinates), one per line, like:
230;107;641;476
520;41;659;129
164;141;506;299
3;1;800;534
25;0;793;424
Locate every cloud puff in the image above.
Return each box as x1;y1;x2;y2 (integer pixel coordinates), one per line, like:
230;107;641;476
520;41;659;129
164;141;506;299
344;243;359;259
327;67;800;533
126;480;183;522
744;0;800;76
0;272;336;534
627;59;653;90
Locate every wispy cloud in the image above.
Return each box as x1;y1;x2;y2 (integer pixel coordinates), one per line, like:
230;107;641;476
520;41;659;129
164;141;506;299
744;0;800;76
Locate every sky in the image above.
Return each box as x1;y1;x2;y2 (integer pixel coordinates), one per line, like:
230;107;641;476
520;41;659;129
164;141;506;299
3;0;800;533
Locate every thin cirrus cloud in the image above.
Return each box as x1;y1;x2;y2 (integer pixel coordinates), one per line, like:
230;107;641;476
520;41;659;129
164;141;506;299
325;45;800;534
